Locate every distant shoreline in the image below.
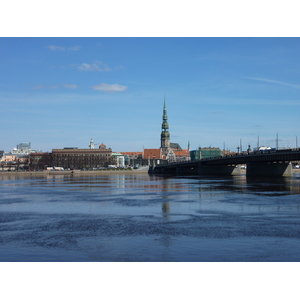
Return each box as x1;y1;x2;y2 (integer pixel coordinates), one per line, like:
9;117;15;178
0;168;299;178
0;169;149;177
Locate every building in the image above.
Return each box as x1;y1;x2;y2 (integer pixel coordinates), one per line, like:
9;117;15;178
120;152;143;166
144;149;162;160
143;98;190;163
121;151;160;168
0;142;40;171
173;149;191;162
29;152;52;170
16;142;31;152
52;143;115;169
112;152;125;167
0;154;29;171
160;98;171;156
190;147;222;160
159;99;190;161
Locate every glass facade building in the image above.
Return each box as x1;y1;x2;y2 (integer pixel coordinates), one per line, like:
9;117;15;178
190;147;222;160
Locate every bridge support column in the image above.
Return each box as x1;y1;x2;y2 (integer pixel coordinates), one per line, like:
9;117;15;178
246;162;292;177
198;163;241;175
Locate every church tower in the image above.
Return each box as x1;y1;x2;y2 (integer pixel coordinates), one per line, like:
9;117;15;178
160;97;170;154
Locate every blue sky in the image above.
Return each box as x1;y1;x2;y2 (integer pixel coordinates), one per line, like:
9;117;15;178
1;37;300;153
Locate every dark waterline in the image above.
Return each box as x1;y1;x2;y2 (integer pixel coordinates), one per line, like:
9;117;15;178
1;173;300;262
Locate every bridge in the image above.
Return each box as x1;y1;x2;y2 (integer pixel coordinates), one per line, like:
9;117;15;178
149;148;300;177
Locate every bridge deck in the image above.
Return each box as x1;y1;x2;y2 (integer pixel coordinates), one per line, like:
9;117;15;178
153;149;300;171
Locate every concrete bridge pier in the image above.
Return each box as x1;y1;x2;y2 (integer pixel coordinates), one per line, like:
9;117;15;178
198;163;241;176
246;162;292;177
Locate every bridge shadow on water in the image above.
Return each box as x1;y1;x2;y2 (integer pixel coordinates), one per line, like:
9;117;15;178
149;172;300;196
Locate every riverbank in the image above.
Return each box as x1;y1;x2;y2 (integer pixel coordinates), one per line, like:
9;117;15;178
0;168;299;178
0;168;149;177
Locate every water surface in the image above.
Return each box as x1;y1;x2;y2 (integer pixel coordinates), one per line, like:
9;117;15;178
1;173;300;261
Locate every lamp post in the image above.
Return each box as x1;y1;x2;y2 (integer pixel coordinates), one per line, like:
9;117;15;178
296;135;298;149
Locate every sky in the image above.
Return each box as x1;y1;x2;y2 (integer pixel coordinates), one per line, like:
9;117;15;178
1;37;300;153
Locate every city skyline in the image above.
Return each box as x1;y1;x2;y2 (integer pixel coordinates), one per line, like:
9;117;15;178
1;37;300;153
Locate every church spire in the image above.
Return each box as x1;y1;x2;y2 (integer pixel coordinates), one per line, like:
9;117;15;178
161;97;170;151
162;97;169;130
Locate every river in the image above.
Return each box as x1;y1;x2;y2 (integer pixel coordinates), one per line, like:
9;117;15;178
1;172;300;262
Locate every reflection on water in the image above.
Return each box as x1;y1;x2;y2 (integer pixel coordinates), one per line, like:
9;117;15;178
1;173;300;261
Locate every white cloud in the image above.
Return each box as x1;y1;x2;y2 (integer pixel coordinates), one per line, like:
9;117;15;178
46;45;65;51
68;46;81;51
92;83;128;93
247;77;300;89
78;61;111;72
63;84;78;89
